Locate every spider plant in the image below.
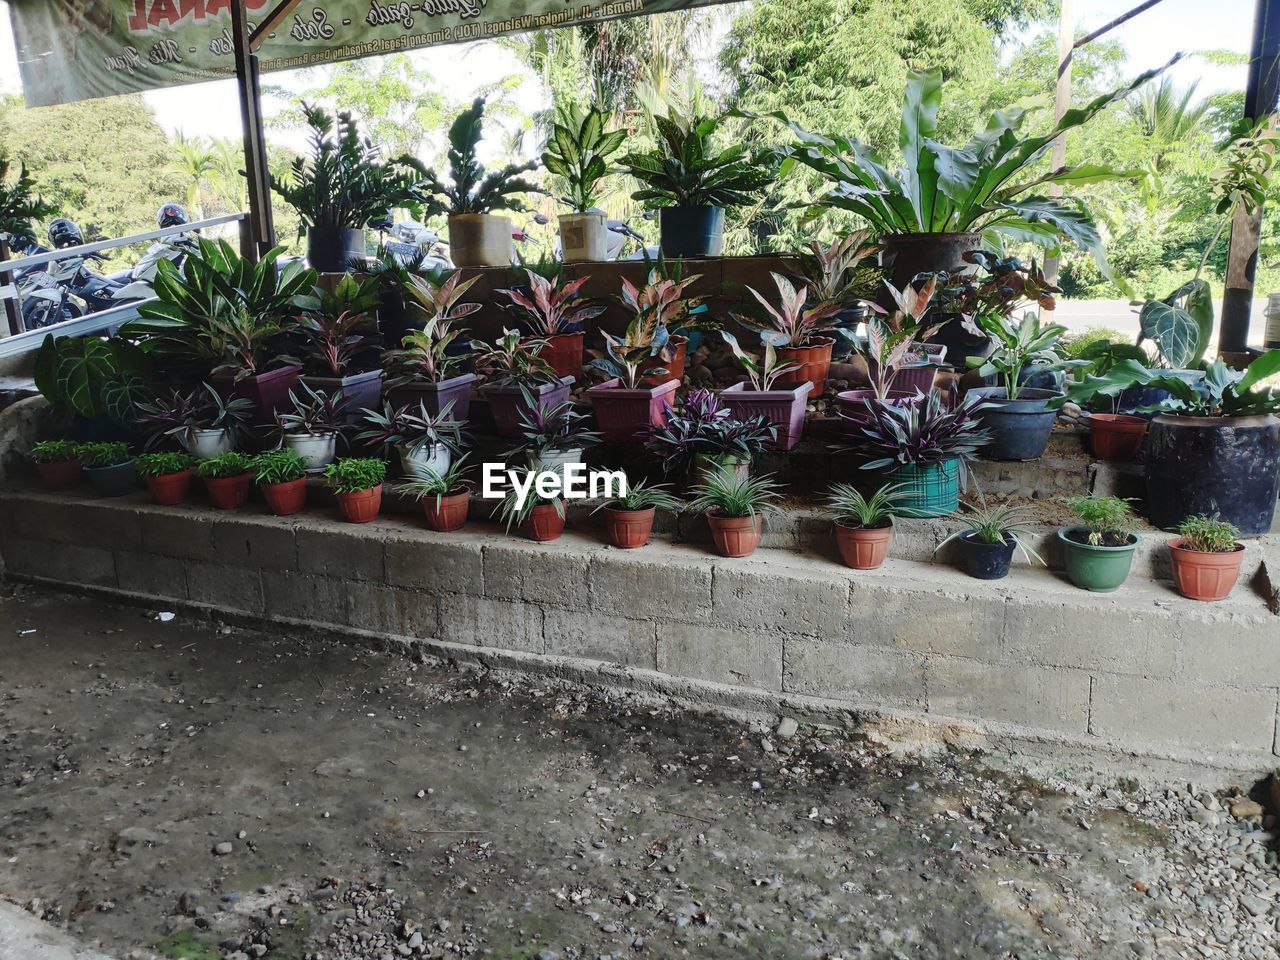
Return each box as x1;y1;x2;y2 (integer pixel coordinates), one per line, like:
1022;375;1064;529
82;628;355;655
687;469;783;520
936;495;1045;565
826;482;908;529
496;467;566;532
592;477;681;513
394;454;473;500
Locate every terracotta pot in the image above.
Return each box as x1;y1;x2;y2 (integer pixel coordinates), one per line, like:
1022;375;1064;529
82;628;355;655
1168;539;1245;602
775;337;835;395
261;477;307;516
35;457;82;491
521;502;566;542
639;335;688;387
203;473;251;510
706;510;763;558
834;520;894;570
585;377;680;444
1087;413;1148;462
145;469;192;506
604;505;656;549
336;485;382;524
537;332;585;381
422;488;470;532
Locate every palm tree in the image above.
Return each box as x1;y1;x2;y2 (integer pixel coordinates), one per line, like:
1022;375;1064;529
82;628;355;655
1127;77;1210;171
167;131;215;218
208;138;246;212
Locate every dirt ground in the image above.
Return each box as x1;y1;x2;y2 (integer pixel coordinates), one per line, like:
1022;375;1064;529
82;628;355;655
0;585;1276;960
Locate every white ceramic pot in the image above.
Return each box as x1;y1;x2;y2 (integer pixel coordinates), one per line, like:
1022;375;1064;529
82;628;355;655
283;431;337;472
399;441;452;479
558;213;608;263
186;428;233;459
448;213;513;267
528;447;584;473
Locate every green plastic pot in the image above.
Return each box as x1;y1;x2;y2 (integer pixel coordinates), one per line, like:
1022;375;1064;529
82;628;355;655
891;459;960;518
1057;526;1140;593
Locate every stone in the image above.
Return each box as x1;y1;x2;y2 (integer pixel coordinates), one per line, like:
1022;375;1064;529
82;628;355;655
213;841;233;856
775;717;798;739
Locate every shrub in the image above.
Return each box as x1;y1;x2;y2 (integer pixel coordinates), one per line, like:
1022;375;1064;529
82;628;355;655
134;452;194;477
1064;495;1135;547
76;442;131;468
595;477;680;513
323;457;386;494
196;452;250;479
30;440;79;464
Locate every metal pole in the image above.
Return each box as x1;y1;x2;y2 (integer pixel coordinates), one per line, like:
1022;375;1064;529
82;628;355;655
230;0;275;261
1042;0;1075;295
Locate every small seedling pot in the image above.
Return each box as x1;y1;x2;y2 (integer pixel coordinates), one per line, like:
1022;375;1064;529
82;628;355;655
422;489;470;532
1168;539;1245;602
1086;413;1147;462
956;531;1016;580
261;478;307;517
145;470;192;506
85;460;137;498
204;473;251;510
706;511;763;558
604;505;656;549
521;502;566;542
336;485;382;524
833;520;894;570
1057;526;1140;592
35;457;82;491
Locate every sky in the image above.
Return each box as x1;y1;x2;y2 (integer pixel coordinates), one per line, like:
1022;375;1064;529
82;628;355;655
0;0;1258;146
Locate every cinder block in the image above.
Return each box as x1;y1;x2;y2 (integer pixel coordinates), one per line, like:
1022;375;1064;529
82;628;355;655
1001;598;1180;678
297;524;383;580
784;639;926;708
1090;675;1278;753
211;516;298;570
385;536;484;595
11;497;142;550
262;571;349;625
1176;617;1280;685
926;658;1091;735
543;608;655;668
713;562;847;636
590;550;712;623
483;543;590;608
346;584;438;638
1;535;115;586
436;594;544;652
115;550;188;600
186;561;263;613
656;622;782;691
847;582;1004;661
140;510;218;561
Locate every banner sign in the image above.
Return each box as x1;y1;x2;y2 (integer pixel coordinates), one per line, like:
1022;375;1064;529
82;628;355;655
9;0;728;107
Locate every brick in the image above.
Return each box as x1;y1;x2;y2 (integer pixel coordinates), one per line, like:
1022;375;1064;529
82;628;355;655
297;524;383;580
543;608;655;668
926;659;1090;735
185;561;263;613
385;536;484;595
713;562;847;636
437;594;543;652
590;549;712;622
784;639;926;708
140;510;217;561
345;585;437;637
1;535;115;586
1090;676;1277;753
656;622;782;691
263;571;349;624
115;550;188;600
483;543;589;608
211;516;298;570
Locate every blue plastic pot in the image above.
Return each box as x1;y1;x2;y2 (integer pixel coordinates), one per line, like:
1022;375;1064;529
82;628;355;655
659;206;724;258
968;387;1061;461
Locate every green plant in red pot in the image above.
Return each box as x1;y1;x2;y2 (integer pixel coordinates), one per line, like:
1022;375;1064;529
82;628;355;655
29;440;82;491
1169;514;1245;602
825;481;907;571
324;457;387;523
394;455;474;533
688;467;782;559
497;467;566;542
592;477;680;550
248;449;310;517
135;451;195;506
196;452;251;510
497;268;605;380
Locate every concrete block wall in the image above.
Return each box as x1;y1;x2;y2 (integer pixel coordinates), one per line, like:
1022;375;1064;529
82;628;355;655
2;485;1278;773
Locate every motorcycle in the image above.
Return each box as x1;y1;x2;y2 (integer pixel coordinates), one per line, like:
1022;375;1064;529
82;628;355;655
99;232;199;305
372;218;452;272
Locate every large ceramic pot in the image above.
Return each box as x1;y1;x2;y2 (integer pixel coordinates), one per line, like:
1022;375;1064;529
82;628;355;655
1144;414;1280;535
283;431;338;473
719;381;813;451
304;370;383;424
586;378;680;444
968;387;1061;461
483;377;574;438
659;206;724;258
833;520;894;570
449;213;513;267
775;337;835;395
307;226;365;273
1057;526;1139;593
388;373;477;422
559;212;608;262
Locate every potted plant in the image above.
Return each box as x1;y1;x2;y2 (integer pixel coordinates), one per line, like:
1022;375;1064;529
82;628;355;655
793;231;881;357
418;98;541;267
506;390;601;472
1059;495;1140;592
394;455;473;533
497;269;606;381
646;388;775;481
270;104;423;272
248;449;310;517
196;452;252;510
135;383;253;459
277;382;350;472
33;333;151;442
324;457;387;524
718;334;810;451
620;109;772;257
292;274;384;417
356;399;467;478
477;329;574;438
29;440;81;491
135;451;195;506
384;271;483;419
847;392;991;518
731;271;844;395
592;478;679;550
1168;514;1245;602
936;497;1043;580
586;288;683;443
825;482;906;571
76;442;136;497
497;468;566;542
622;269;703;386
541;104;626;262
688;468;782;559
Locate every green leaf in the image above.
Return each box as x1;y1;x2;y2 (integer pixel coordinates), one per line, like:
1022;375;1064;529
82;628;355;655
1139;279;1212;368
1238;349;1280;393
899;67;942;230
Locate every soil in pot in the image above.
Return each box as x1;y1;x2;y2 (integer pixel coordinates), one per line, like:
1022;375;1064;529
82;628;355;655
146;470;191;506
956;532;1016;580
85;461;137;498
834;520;893;570
261;478;307;517
336;485;382;523
706;511;763;558
422;489;470;532
775;338;835;395
35;458;82;491
658;206;724;258
1058;526;1139;592
604;505;656;549
1087;414;1147;462
1168;539;1245;602
204;473;251;510
521;502;566;542
968;388;1060;461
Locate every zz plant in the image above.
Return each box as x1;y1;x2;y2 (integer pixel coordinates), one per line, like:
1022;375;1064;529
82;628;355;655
621;110;772;209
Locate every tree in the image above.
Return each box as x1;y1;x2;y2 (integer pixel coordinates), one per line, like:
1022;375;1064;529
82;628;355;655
167;131;216;218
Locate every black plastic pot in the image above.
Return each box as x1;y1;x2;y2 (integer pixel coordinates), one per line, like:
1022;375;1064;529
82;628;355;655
968;387;1061;461
85;460;137;498
957;531;1016;580
659;206;724;258
377;289;414;346
307;227;366;273
1145;413;1280;535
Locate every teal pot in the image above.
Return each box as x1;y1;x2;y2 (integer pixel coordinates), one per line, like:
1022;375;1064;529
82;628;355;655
307;226;366;273
957;532;1016;580
85;460;137;498
1057;526;1140;593
1144;413;1280;536
968;387;1061;461
659;206;724;258
890;459;960;518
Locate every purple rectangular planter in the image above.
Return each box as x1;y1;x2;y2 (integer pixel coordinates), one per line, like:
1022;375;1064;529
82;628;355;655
482;376;574;438
304;370;384;424
214;365;301;425
388;373;477;422
586;378;680;444
893;364;941;395
718;381;814;451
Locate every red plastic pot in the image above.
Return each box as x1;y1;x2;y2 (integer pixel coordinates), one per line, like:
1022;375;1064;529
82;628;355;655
536;332;585;381
261;478;307;516
706;510;763;558
586;377;680;444
203;473;251;510
775;337;834;395
1087;413;1148;462
834;520;894;570
145;469;192;506
336;485;382;523
719;381;813;451
422;488;470;532
521;502;566;542
34;457;82;491
1168;539;1245;602
639;335;688;387
604;504;655;549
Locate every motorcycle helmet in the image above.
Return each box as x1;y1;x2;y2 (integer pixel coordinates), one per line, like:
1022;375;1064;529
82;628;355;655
156;203;189;228
48;218;83;249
